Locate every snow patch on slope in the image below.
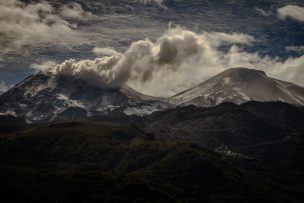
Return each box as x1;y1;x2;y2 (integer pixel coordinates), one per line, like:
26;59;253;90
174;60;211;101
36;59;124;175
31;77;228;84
222;77;231;85
57;94;85;109
233;87;251;101
124;105;160;116
0;111;17;117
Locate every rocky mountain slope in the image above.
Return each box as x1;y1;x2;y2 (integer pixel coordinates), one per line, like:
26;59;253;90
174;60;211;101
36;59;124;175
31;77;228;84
0;73;169;123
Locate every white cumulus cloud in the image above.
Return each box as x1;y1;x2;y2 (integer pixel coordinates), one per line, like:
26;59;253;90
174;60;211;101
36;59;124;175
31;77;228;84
0;0;92;60
277;5;304;22
92;47;121;56
286;46;304;54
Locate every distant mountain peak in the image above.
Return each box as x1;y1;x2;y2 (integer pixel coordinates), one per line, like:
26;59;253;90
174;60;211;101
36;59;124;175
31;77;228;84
222;67;265;73
219;67;267;78
170;67;304;107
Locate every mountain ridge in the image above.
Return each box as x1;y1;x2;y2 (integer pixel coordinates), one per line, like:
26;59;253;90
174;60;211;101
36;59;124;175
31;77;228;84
0;67;303;123
0;72;169;123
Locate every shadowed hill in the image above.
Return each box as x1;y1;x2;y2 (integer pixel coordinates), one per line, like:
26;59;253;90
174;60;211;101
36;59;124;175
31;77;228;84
145;101;304;194
0;121;299;203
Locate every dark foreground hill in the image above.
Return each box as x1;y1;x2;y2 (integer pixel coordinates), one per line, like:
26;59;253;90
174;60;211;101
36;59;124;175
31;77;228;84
0;121;300;203
0;115;25;134
0;101;303;202
146;101;304;191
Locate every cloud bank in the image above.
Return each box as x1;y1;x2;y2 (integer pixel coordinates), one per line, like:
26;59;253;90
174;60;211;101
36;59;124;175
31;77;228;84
142;0;167;9
59;2;96;20
277;5;304;22
286;46;304;54
92;47;121;56
42;27;304;97
0;0;93;59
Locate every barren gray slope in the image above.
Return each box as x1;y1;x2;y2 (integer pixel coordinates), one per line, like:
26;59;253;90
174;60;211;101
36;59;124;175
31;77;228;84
171;68;304;107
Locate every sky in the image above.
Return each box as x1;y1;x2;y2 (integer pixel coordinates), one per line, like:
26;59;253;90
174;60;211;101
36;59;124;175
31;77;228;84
0;0;304;96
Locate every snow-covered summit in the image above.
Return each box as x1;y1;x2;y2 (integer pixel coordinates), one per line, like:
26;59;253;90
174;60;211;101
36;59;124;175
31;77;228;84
170;67;304;107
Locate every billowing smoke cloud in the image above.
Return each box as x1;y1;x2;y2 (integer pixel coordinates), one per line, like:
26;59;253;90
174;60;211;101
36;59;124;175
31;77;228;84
53;56;123;88
44;27;304;97
277;5;304;22
30;61;58;73
50;27;221;91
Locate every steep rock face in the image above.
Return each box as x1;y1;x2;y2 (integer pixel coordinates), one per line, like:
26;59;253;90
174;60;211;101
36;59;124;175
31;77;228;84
0;73;169;123
170;68;304;107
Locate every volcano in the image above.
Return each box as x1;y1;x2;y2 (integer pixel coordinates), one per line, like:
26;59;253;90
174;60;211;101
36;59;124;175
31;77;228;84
170;67;304;107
